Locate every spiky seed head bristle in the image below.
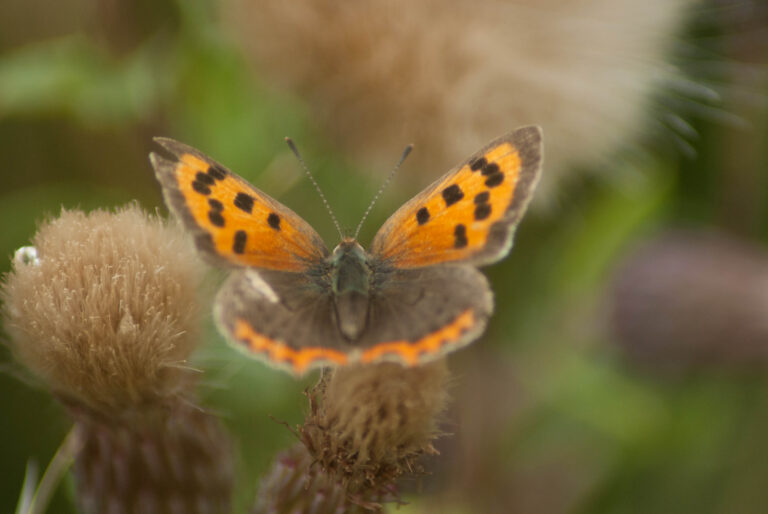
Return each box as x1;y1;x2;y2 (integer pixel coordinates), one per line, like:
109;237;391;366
1;204;207;412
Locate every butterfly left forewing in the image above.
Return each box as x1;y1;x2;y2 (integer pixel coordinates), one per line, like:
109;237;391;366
151;138;328;272
371;126;542;268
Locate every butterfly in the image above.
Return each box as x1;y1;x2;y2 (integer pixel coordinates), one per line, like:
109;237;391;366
150;126;542;375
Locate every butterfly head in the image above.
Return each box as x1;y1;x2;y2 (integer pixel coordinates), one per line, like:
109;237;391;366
330;238;367;269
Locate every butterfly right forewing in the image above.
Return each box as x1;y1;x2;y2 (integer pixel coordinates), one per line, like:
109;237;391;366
371;126;542;268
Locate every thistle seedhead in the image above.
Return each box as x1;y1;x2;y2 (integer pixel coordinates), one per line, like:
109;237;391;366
301;360;450;495
1;205;206;412
1;205;234;513
254;443;394;514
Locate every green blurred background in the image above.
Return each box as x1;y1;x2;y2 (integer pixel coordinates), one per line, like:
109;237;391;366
1;1;768;513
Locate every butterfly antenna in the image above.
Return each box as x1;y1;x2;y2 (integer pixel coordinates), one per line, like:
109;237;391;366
353;144;413;239
285;138;343;239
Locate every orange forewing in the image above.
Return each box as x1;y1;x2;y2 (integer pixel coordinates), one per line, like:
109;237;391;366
371;140;523;268
153;139;328;271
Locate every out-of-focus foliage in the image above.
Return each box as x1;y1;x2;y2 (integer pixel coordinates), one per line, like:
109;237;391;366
0;1;767;513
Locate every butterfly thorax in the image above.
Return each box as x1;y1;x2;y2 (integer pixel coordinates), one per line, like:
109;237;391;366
329;238;372;341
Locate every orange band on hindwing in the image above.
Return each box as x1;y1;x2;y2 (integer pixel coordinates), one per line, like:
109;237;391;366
232;309;475;374
360;309;476;364
234;320;350;374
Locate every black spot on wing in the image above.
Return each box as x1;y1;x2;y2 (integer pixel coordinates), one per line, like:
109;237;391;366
233;230;247;254
208;198;225;227
481;162;500;176
209;211;225;227
196;172;215;186
454;224;468;248
470;157;487;171
192;181;211;195
474;203;492;220
416;207;430;225
207;165;227;180
234;192;254;213
474;191;490;205
267;213;281;231
485;173;504;188
442;184;464;207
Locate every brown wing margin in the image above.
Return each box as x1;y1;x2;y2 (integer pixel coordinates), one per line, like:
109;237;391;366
478;125;542;265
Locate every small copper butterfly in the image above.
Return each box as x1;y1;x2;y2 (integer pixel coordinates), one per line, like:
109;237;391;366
150;126;542;375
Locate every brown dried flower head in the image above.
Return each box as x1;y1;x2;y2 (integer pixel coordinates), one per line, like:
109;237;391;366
254;443;394;513
1;205;206;412
301;360;450;494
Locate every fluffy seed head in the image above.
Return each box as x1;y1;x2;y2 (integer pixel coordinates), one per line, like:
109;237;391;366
1;205;206;412
226;0;696;202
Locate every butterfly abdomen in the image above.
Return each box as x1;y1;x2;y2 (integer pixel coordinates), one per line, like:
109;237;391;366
330;240;372;341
